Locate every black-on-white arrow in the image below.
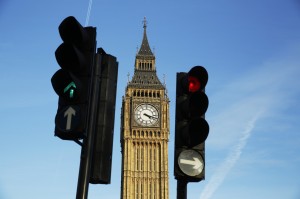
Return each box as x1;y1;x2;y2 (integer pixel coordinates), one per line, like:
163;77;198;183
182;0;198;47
180;157;202;170
64;106;76;130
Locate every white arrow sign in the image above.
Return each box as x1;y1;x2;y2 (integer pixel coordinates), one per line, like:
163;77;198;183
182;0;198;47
64;106;76;130
180;157;202;170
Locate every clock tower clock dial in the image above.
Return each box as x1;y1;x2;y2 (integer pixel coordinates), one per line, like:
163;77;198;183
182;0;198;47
134;104;159;126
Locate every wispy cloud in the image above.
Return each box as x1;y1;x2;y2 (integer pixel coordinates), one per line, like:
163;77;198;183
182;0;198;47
200;111;263;199
200;43;300;199
85;0;93;26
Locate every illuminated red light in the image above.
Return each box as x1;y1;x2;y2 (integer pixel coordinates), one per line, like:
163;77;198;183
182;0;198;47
188;76;200;92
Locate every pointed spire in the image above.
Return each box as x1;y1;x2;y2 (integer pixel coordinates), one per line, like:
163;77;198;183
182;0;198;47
143;16;147;29
137;17;154;56
128;17;164;89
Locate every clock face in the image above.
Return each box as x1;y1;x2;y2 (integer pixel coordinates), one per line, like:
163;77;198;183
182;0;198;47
134;104;159;126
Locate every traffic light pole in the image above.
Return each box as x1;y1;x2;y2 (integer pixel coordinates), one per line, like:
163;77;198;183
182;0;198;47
76;28;98;199
76;65;99;199
76;125;95;199
177;180;187;199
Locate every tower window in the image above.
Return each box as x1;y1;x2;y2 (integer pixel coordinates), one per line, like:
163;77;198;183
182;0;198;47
137;145;140;170
141;183;143;199
154;181;156;199
149;146;152;171
141;147;144;170
149;182;152;199
135;179;138;199
153;146;156;171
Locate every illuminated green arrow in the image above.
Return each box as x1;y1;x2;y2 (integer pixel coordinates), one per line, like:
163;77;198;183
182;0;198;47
64;82;76;99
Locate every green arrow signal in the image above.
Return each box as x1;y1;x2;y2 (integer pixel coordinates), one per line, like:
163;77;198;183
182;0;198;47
64;82;76;99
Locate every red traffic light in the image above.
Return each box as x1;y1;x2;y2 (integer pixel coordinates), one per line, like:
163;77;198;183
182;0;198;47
188;76;201;92
188;66;208;92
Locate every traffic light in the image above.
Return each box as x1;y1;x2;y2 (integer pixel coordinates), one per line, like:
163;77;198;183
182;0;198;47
90;48;119;184
51;16;96;140
174;66;209;182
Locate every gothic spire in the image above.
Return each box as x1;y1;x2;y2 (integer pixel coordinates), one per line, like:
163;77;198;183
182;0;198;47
137;17;154;56
128;17;164;89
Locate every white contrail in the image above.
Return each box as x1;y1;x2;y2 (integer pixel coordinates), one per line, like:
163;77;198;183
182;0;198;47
85;0;93;26
199;111;263;199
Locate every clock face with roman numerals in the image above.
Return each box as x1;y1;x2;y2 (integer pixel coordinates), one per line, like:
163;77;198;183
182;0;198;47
134;104;159;126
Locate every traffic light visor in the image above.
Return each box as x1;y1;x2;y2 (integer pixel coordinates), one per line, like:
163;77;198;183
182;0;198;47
188;66;208;91
189;92;208;117
55;43;87;73
51;69;81;102
189;118;209;146
58;16;88;48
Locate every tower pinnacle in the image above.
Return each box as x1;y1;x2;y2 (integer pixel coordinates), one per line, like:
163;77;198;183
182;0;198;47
143;16;147;29
138;17;153;56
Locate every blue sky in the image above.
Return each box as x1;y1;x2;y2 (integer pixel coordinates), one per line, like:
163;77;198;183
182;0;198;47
1;0;300;199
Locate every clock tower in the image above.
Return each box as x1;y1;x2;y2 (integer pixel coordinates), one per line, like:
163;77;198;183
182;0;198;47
120;18;170;199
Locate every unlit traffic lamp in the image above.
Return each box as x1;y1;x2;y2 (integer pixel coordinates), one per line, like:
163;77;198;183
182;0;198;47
51;16;96;140
174;66;209;182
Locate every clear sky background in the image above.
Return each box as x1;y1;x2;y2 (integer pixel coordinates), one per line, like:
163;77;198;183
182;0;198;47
1;0;300;199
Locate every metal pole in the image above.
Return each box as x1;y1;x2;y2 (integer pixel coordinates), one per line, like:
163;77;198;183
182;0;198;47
76;130;94;199
76;69;100;198
75;72;98;199
76;28;98;199
177;180;188;199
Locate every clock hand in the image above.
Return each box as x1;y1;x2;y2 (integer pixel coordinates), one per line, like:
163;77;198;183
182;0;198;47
143;113;151;118
143;113;158;119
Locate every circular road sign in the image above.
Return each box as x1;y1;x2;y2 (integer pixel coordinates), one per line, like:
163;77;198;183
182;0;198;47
178;149;204;176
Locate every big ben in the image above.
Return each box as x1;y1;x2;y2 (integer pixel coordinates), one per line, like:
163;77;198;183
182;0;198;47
120;18;170;199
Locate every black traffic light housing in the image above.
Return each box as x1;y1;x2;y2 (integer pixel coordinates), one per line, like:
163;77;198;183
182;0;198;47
174;66;209;182
51;16;96;140
90;48;119;184
51;16;120;198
